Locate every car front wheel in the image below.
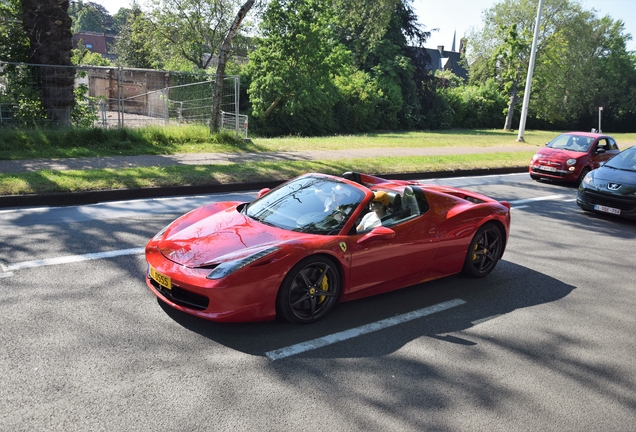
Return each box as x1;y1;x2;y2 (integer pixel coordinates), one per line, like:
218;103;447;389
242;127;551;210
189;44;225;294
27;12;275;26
462;223;504;278
277;256;341;324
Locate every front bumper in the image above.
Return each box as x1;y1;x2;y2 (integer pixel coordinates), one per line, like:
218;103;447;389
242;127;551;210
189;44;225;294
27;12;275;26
145;246;283;322
577;188;636;220
530;164;579;181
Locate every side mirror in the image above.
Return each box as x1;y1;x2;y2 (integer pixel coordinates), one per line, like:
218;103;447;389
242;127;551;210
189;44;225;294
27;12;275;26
357;226;395;244
257;188;270;199
595;148;606;154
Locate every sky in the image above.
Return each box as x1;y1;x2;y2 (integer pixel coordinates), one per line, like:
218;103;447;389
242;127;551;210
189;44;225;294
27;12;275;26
96;0;636;51
411;0;636;52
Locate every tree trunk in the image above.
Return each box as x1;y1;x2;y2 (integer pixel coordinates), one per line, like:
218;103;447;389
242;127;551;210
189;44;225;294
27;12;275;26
503;67;522;131
21;0;75;125
210;0;256;134
503;81;519;131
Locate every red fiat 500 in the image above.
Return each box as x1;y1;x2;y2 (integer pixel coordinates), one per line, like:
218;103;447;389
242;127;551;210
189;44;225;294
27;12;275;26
529;132;620;184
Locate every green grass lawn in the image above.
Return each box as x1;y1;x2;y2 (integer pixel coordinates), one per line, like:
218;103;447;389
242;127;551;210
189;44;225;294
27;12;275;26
0;152;534;195
1;125;634;196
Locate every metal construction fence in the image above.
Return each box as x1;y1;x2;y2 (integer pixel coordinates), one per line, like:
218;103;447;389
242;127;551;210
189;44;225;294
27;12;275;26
0;62;247;137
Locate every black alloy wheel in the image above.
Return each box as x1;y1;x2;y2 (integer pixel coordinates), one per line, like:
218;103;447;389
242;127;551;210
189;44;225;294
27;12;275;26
462;223;504;278
277;256;341;324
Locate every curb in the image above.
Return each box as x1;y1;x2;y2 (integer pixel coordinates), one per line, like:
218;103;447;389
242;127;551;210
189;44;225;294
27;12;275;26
0;167;527;209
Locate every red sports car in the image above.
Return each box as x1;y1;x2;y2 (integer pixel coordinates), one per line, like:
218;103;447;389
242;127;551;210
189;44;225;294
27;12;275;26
145;172;511;324
529;132;620;183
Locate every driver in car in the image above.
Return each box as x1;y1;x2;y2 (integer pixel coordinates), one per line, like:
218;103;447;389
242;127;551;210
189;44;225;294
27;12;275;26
357;191;390;232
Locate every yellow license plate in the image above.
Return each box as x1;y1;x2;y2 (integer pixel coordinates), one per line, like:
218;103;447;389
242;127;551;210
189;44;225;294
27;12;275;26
150;266;172;290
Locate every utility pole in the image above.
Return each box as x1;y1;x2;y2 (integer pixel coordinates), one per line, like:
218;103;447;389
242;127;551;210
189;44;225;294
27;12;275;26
517;0;544;142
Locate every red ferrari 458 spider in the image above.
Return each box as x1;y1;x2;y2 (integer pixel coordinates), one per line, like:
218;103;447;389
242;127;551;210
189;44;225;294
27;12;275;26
145;172;511;323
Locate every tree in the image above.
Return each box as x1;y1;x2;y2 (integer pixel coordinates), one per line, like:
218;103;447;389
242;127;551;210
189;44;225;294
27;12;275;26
364;0;430;129
493;24;530;130
246;0;350;135
467;0;636;130
246;0;433;135
147;0;243;71
0;0;30;62
20;0;75;125
533;13;636;129
467;0;582;128
210;0;256;132
110;3;156;68
112;7;132;34
331;0;399;66
68;1;115;34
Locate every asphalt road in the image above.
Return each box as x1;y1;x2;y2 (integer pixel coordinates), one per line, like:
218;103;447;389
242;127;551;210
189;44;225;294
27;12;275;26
1;173;635;431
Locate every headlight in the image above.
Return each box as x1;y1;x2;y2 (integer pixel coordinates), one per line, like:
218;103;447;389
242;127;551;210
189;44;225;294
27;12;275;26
206;246;280;280
582;172;595;187
566;158;576;166
531;154;540;161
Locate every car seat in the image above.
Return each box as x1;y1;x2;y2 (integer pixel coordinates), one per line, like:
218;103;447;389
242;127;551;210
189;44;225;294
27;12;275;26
403;186;420;216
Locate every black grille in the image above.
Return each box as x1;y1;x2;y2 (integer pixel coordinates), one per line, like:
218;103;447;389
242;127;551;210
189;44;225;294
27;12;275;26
583;191;636;211
149;277;210;310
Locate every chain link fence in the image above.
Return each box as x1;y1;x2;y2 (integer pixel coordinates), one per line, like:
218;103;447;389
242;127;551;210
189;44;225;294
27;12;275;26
0;62;247;137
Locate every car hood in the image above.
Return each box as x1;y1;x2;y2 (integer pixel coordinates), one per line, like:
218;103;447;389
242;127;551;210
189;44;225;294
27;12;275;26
156;206;301;267
590;167;636;195
536;148;584;161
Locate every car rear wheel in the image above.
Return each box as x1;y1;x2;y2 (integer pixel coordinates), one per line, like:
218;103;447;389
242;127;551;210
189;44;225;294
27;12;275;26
462;223;504;278
277;256;341;324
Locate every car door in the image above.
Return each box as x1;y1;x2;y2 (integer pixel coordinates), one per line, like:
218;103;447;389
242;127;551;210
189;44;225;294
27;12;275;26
346;186;440;297
590;138;620;168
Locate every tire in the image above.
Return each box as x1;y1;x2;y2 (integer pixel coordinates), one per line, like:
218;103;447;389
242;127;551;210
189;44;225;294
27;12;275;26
462;223;504;278
530;174;541;181
577;167;590;185
277;256;341;324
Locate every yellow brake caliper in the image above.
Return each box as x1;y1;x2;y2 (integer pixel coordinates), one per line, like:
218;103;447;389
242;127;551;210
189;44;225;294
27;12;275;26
318;268;329;303
473;243;487;261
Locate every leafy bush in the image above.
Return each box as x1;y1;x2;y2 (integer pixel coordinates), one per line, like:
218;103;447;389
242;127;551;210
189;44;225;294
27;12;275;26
439;79;507;129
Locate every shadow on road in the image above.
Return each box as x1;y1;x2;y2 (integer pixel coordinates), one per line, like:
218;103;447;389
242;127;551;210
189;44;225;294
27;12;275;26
158;260;575;358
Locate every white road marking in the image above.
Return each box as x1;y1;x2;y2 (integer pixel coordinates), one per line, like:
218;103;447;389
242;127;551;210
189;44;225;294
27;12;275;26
512;205;529;209
265;298;466;361
509;194;566;205
5;247;145;272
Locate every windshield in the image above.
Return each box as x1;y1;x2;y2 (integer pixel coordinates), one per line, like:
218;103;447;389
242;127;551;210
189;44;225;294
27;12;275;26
604;148;636;172
245;175;365;235
547;134;593;152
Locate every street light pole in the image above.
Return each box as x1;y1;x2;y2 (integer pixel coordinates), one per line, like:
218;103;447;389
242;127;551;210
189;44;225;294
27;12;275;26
517;0;544;142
